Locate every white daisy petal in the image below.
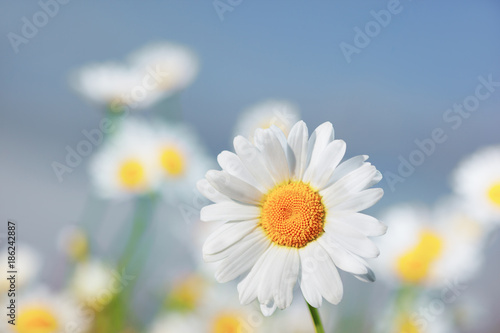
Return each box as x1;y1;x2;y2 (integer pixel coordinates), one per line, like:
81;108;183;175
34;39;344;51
327;213;387;237
200;202;260;222
300;242;343;307
203;220;258;255
260;301;278;317
327;226;380;258
234;136;275;190
329;155;369;184
287;120;309;179
306;122;334;168
206;170;263;205
254;128;290;184
214;230;270;283
317;236;370;276
321;163;382;201
238;246;275;305
305;139;346;189
217;150;264;192
196;179;229;203
326;188;384;212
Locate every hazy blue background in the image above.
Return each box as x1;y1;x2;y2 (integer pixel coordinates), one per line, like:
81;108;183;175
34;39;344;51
1;0;500;331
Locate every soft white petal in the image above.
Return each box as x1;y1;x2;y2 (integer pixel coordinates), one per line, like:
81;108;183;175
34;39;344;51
325;188;384;213
317;236;370;276
238;246;275;305
214;230;271;283
206;170;263;204
320;163;381;201
327;213;387;237
196;179;229;203
200;201;260;222
254;128;290;184
299;241;343;307
328;155;369;185
306;122;334;171
325;224;380;258
287;120;308;179
304;139;346;189
260;301;277;317
217;150;265;192
203;219;258;255
234;136;275;190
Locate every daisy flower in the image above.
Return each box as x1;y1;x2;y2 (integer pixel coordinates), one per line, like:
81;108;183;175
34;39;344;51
4;288;89;333
198;121;385;316
0;243;40;292
153;121;212;205
234;100;300;142
375;204;483;287
57;225;89;262
148;313;201;333
165;273;208;312
71;62;161;111
452;145;500;225
70;259;119;310
89;118;161;199
129;42;199;98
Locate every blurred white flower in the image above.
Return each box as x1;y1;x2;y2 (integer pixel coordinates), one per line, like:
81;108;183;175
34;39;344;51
148;313;201;333
154;122;212;205
89;118;161;199
129;42;199;98
70;259;118;309
57;225;89;262
452;145;500;226
0;243;40;292
71;62;162;111
4;287;89;333
375;204;483;288
233;100;300;142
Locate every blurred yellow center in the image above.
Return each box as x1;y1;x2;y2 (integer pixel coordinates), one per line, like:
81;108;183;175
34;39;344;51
167;275;205;311
487;182;500;206
68;232;89;261
160;147;185;176
118;159;146;188
16;307;58;333
396;230;443;283
260;181;325;248
397;315;420;333
212;313;244;333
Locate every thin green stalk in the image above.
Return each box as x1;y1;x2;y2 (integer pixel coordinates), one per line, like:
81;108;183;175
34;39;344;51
307;302;326;333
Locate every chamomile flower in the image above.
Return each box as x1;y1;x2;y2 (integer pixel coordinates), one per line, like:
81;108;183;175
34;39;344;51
71;62;161;111
129;42;199;98
148;313;201;333
452;145;500;225
198;121;385;316
5;288;88;333
234;100;300;142
154;122;212;204
70;259;118;310
57;225;89;262
0;243;40;292
375;204;482;288
89;118;161;199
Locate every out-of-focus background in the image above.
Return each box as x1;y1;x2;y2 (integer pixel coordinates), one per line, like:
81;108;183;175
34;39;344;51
1;1;500;332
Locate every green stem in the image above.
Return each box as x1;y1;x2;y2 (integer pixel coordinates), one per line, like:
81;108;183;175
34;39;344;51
307;302;326;333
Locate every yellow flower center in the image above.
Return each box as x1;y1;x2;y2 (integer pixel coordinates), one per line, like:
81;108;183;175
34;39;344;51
166;275;206;312
397;315;420;333
396;230;443;283
16;307;59;333
260;181;325;248
212;312;244;333
68;231;89;261
487;182;500;207
118;159;146;188
160;146;185;177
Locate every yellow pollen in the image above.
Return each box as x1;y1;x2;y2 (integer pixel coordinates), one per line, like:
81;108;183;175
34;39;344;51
397;315;420;333
166;274;206;312
487;182;500;207
396;230;443;283
212;312;244;333
16;307;59;333
118;159;146;188
68;231;89;262
260;181;325;248
160;146;185;177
